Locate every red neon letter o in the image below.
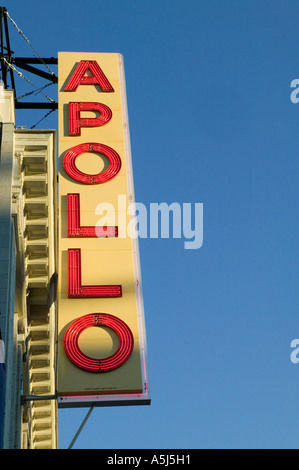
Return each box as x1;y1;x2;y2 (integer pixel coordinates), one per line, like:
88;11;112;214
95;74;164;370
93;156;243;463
63;142;121;184
63;313;134;373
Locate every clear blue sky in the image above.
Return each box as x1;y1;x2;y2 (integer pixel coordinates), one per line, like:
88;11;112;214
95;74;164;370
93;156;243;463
4;0;299;449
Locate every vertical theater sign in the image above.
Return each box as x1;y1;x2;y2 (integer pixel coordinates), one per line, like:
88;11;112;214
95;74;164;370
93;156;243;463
57;53;150;406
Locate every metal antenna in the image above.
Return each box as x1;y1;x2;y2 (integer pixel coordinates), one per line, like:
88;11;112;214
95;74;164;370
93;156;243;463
0;6;58;110
0;6;15;90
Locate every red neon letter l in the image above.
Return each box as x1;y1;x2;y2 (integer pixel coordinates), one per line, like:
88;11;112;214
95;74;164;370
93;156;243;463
68;249;122;298
67;193;118;238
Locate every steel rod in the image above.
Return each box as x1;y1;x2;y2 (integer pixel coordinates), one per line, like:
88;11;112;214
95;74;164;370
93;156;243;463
68;405;95;449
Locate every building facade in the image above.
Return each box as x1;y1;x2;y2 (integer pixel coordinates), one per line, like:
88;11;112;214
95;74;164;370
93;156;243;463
0;90;58;449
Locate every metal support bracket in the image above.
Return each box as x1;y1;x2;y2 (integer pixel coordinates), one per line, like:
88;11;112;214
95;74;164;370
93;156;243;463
68;405;95;449
12;57;58;83
21;394;57;404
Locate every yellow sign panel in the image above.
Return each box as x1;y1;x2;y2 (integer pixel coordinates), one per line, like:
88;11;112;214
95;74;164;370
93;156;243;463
57;52;149;407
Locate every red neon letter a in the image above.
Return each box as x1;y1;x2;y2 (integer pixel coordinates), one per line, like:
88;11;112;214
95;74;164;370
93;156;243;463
64;60;114;92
